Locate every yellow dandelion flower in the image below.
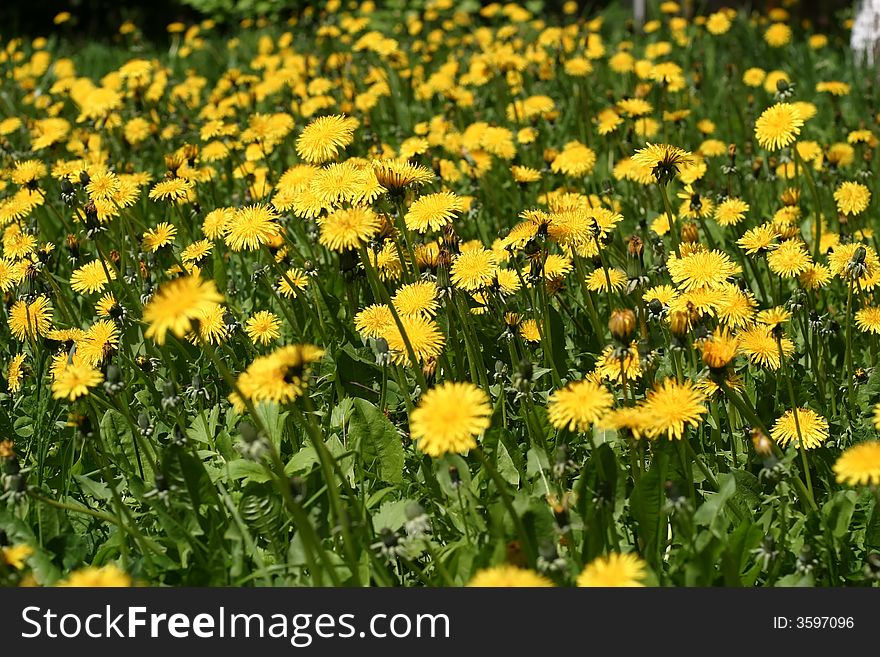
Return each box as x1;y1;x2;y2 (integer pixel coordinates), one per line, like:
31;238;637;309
392;280;439;317
409;381;491;457
547;379;614;432
834;181;871;216
52;361;103;401
451;248;497;291
834;442;880;487
667;249;741;290
148;177;193;203
770;408;828;450
318;206;380;252
245;311;281;345
225;204;281;251
405;191;464;233
9;295;53;341
577;553;647;587
382;315;445;365
639;378;707;440
70;260;116;294
142;222;177;252
754;103;803;151
736;324;793;370
296;114;358;164
56;564;132;587
631;143;692;184
7;353;26;393
142;275;224;344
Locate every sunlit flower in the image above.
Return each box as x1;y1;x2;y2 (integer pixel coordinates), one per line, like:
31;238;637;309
770;408;829;450
225;204;281;251
639;378;707;440
245;311;281;345
834;181;871;216
577;553;647;587
56;564;131;587
296;114;358;163
547;379;614;432
409;382;491;457
405;192;464;233
143;275;224;344
754;103;803;151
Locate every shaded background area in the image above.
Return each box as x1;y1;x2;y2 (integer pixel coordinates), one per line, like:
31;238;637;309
0;0;857;42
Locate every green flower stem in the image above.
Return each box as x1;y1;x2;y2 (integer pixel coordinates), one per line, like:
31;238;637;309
86;398;160;568
572;255;605;339
777;334;815;506
794;147;823;260
658;183;680;258
27;490;160;566
845;279;855;408
508;251;557;373
391;198;421;282
537;273;563;387
718;379;817;513
261;245;327;343
215;479;273;586
359;244;428;394
451;290;488;391
198;334;339;585
474;447;536;565
289;402;363;586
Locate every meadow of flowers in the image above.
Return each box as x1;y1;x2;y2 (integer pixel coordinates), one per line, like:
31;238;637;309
2;0;880;588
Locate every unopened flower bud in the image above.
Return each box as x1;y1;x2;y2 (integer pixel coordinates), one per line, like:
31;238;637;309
627;235;644;258
609;308;636;341
680;221;699;243
669;310;690;337
751;428;773;456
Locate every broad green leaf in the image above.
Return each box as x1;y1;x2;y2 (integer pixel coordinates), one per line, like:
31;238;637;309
348;398;405;485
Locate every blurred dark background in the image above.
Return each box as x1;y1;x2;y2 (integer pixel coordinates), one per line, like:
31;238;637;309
0;0;857;42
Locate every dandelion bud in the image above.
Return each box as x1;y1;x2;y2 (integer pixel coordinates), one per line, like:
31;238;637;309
78;170;90;186
288;475;305;501
517;358;533;383
552;501;570;531
751;428;773;456
422;356;437;380
699;329;737;372
627;235;644;258
239;420;259;444
680;221;699;243
781;187;800;206
609;308;636;340
669;309;690;337
864;553;880;581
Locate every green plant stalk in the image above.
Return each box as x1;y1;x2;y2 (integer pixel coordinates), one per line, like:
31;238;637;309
794;147;823;260
198;335;338;585
572;255;605;339
658;183;681;258
474;447;536;565
845;279;855;408
359;244;428;394
718;379;817;513
288;402;363;586
777;334;815;507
